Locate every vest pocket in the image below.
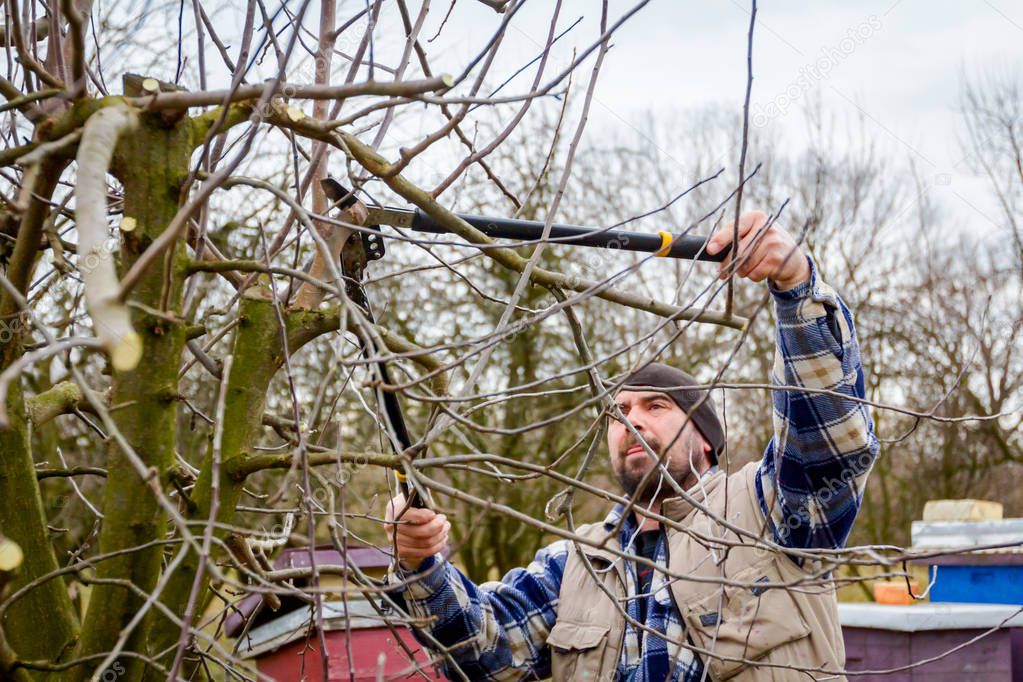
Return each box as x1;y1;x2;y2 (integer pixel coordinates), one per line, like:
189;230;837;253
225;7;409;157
547;621;610;681
681;566;811;680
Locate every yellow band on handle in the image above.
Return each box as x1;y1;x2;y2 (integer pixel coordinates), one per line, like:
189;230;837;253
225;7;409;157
656;231;674;257
395;471;408;482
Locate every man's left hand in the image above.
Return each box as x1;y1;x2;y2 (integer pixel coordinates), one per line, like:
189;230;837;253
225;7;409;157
705;211;810;291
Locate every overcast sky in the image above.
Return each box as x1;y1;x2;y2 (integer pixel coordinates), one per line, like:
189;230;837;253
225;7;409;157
415;0;1023;241
199;1;1023;241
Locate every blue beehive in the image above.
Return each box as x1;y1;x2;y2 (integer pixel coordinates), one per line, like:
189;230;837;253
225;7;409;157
911;518;1023;606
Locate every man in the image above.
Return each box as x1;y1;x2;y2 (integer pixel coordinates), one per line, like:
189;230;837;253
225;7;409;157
386;212;879;681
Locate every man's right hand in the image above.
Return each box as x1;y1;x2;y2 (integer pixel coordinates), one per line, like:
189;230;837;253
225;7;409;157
386;495;450;571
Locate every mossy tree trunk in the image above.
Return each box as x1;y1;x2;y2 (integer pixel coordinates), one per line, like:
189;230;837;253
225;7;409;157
142;290;288;675
69;107;196;682
0;159;81;679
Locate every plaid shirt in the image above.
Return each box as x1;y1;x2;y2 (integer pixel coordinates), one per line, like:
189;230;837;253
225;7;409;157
388;260;879;681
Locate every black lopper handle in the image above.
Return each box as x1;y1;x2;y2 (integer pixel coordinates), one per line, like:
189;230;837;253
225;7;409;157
321;178;423;507
409;210;726;262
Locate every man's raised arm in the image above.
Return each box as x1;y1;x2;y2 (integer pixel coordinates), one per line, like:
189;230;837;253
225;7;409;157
706;213;880;551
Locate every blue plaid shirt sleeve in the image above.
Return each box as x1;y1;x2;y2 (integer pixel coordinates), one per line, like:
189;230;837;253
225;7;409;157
386;540;571;681
755;257;880;551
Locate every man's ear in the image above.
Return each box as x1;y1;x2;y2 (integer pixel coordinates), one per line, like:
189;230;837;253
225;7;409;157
699;438;714;470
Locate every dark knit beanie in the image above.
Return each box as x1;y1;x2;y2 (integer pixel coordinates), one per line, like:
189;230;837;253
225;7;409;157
607;363;725;463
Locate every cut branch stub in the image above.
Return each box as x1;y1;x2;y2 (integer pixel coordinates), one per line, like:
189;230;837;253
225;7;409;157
0;536;22;581
75;102;143;371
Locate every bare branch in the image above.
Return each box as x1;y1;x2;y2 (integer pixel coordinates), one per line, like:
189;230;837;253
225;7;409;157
74;103;142;371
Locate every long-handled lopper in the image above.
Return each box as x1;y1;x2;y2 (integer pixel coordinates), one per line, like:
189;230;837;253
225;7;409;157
320;178;725;508
323;180;726;263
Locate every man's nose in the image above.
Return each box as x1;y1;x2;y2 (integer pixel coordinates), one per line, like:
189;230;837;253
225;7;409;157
626;409;650;432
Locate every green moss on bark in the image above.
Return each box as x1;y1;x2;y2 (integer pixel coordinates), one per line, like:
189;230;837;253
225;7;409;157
70;108;195;682
0;379;80;674
0;157;80;679
142;292;285;674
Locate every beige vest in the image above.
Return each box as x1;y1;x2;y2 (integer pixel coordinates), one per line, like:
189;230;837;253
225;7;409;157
548;463;846;681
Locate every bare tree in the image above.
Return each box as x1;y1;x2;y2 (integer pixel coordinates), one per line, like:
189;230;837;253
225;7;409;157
961;65;1023;275
0;2;1018;681
0;1;749;679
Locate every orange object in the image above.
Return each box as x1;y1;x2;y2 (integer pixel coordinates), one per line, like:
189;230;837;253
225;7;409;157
873;580;920;605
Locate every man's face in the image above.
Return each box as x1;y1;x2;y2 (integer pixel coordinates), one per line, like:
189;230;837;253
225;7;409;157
606;390;711;505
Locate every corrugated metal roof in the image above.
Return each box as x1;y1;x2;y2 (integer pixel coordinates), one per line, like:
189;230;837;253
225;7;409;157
839;602;1023;631
235;599;396;658
225;544;394;637
911;519;1023;555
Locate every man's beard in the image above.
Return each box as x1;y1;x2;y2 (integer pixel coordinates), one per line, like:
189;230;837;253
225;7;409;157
614;431;703;505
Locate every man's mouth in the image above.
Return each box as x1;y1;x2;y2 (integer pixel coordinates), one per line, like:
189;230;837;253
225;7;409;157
625;444;646;456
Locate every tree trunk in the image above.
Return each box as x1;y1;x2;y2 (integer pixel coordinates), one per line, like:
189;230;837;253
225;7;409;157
71;107;194;682
0;159;80;679
144;291;286;675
